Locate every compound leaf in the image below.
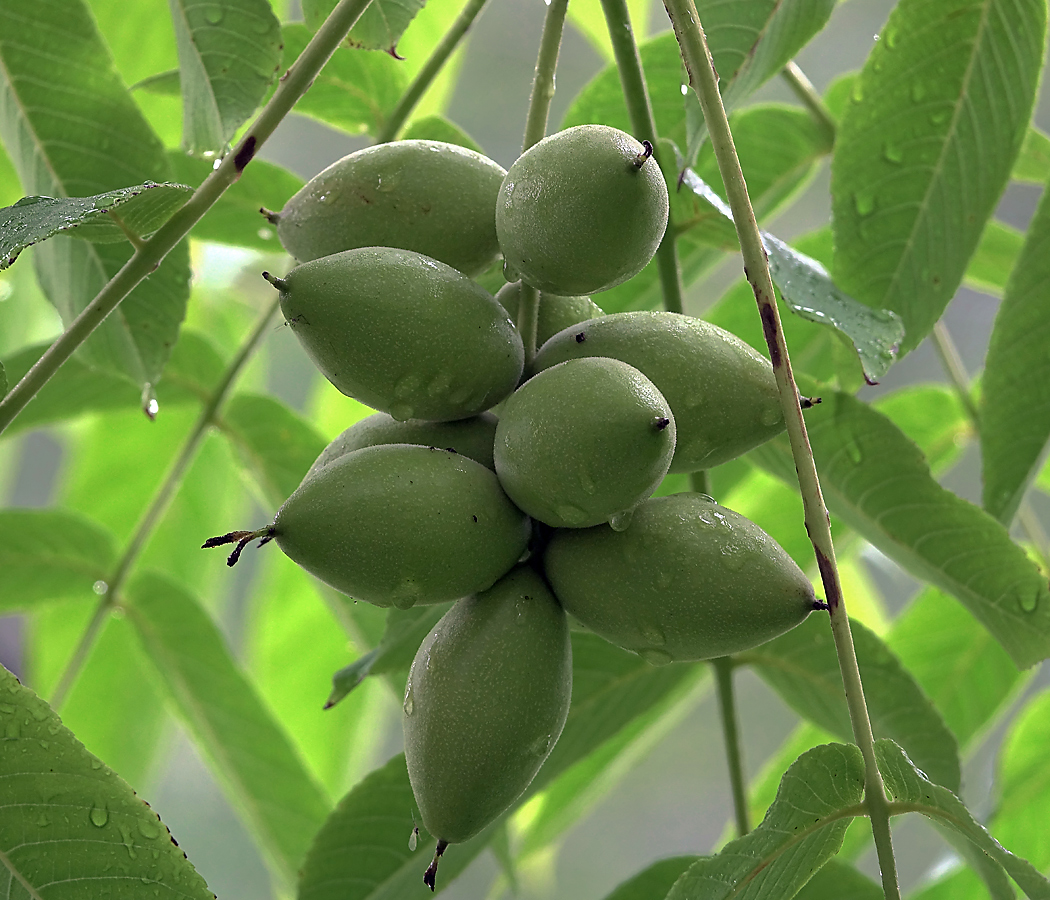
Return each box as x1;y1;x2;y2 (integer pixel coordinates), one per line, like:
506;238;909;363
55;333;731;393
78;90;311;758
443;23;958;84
302;0;426;53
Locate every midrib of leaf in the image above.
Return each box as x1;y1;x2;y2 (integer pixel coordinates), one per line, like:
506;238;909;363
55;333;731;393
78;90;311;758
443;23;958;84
128;604;303;883
0;847;45;900
169;0;223;147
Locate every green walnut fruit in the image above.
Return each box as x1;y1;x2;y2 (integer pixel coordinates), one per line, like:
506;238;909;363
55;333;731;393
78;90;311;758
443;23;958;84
495;124;669;295
268;248;523;421
533;311;784;471
305;412;499;479
544;493;817;663
404;565;571;886
494;281;604;347
273;444;530;608
275;140;506;277
494;357;675;529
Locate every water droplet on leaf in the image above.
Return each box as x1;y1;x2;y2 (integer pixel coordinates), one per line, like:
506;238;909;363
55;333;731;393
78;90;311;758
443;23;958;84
90;804;109;827
639;648;673;666
853;192;876;216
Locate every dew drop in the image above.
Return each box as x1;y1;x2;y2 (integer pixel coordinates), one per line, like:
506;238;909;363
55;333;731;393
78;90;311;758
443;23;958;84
427;372;451;397
608;509;633;532
640;624;666;646
639;648;673;666
845;441;863;465
527;734;552;757
93;580;109;596
36;812;49;828
139;820;160;839
556;504;588;526
1018;588;1046;613
91;758;103;769
911;83;926;103
394;374;420;400
503;259;521;282
721;547;745;571
256;227;273;241
760;406;782;428
0;703;13;714
203;5;224;24
389;403;414;422
119;823;137;858
90;804;109;827
403;689;415;717
883;143;903;164
850;81;864;104
853;192;876;217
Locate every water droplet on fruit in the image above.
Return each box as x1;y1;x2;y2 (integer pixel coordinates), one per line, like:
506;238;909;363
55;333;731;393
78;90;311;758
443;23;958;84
640;623;665;646
884;26;898;48
503;259;521;282
394;374;420;399
608;509;633;532
203;6;224;24
403;689;415;716
760;406;782;428
389;404;414;422
883;143;903;164
90;804;109;827
556;504;588;526
721;546;745;571
427;373;451;397
930;110;949;126
640;648;673;666
853;192;876;216
527;734;552;757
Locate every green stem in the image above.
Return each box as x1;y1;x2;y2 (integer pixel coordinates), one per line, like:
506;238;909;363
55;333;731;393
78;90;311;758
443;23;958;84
780;61;836;150
599;0;685;314
930;321;1050;569
50;297;281;709
522;0;569;153
375;0;489;143
518;282;541;363
689;470;710;495
662;4;901;898
0;0;374;439
712;657;750;836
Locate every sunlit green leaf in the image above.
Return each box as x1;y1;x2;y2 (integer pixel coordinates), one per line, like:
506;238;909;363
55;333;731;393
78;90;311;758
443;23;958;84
965;220;1023;298
750;387;1050;669
0;183;192;267
666;743;866;900
599;856;699;900
0;0;191;388
168;150;303;250
302;0;426;53
170;0;282;155
0;508;115;611
401;114;483;152
909;868;995;900
889;587;1024;748
871;385;969;474
831;0;1047;353
0;663;213;900
567;0;651;62
125;571;332;888
981;182;1050;524
741;616;961;791
1012;127;1050;184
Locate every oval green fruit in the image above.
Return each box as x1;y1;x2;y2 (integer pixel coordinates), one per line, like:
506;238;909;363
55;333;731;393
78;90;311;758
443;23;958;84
494;357;675;528
305;412;499;479
276;140;506;277
494;281;604;347
533;311;783;471
495;124;669;295
271;248;524;422
274;444;530;608
544;493;816;662
404;565;572;848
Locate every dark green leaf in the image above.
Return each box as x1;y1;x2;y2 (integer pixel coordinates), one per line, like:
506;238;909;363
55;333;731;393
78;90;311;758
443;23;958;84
831;0;1047;353
0;0;191;388
302;0;426;53
279;23;406;138
0;509;115;611
0;183;192;267
750;387;1050;669
220;392;327;508
877;739;1050;899
600;856;699;900
0;328;224;435
0;358;5;396
981;182;1050;524
666;743;867;900
684;0;836;161
742;616;961;791
0;663;214;900
794;859;882;899
965;220;1024;297
400;114;483;153
889;587;1022;748
125;571;331;889
168;150;303;250
1013;127;1050;183
170;0;282;155
325;603;449;708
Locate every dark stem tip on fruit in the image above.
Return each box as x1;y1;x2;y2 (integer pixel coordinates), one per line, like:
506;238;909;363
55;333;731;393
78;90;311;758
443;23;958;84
423;840;448;891
261;271;288;291
800;395;822;409
633;140;654;169
574;331;587;343
259;207;281;225
202;526;274;567
812;599;830;611
652;416;671;431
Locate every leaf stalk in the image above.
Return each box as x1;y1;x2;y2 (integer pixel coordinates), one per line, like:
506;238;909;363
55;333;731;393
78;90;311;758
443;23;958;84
661;2;901;896
712;657;750;836
0;0;375;438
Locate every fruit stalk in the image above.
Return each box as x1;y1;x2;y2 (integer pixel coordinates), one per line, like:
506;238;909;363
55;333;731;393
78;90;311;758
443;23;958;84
661;2;902;896
50;297;281;709
598;0;685;314
712;657;750;837
374;0;490;143
780;61;836;151
0;0;375;438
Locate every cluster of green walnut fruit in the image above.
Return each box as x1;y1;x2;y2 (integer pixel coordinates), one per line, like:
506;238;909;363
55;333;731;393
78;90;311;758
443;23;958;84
205;124;820;889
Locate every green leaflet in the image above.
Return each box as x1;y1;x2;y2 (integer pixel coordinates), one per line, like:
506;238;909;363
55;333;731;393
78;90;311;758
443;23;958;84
302;0;426;53
0;0;191;389
0;663;213;900
125;572;332;890
599;856;699;900
980;180;1050;524
401;114;483;153
169;0;282;156
965;219;1024;298
831;0;1047;353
